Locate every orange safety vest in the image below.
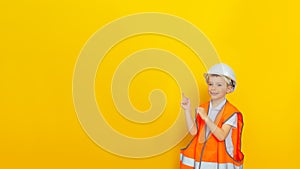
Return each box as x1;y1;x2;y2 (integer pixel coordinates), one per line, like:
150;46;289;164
180;101;244;169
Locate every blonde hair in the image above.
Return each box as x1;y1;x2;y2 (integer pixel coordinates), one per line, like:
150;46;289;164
204;74;234;87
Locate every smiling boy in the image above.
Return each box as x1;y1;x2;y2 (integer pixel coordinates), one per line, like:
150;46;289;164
180;63;244;169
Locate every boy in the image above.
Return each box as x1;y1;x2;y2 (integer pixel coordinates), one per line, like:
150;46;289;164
180;63;244;169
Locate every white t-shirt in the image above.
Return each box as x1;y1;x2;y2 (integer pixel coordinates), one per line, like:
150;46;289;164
205;99;237;157
205;100;237;136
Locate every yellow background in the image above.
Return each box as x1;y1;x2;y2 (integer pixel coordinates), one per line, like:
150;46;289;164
1;0;299;169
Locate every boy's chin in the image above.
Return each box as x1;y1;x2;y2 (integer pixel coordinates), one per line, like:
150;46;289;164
209;95;218;99
210;96;225;101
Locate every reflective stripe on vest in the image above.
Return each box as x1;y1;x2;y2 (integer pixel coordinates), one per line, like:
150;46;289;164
180;153;243;169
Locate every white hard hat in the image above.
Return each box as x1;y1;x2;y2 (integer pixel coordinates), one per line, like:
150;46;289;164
204;63;236;91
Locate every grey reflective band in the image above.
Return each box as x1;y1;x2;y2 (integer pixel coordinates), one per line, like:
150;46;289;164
180;153;243;169
180;153;200;168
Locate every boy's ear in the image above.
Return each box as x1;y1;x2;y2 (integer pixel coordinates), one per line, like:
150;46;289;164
226;85;233;93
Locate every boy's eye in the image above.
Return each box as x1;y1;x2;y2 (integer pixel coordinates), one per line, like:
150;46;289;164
208;83;213;86
217;84;222;87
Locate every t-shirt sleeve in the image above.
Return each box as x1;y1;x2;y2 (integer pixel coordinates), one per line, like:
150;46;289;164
224;113;237;128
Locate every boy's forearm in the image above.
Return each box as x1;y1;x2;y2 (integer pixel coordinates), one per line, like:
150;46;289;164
184;109;197;135
204;117;226;141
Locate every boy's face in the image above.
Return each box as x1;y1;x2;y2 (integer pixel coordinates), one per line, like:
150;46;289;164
207;76;232;102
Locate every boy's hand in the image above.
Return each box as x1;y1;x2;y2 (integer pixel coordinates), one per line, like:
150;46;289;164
181;93;190;110
196;107;208;121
